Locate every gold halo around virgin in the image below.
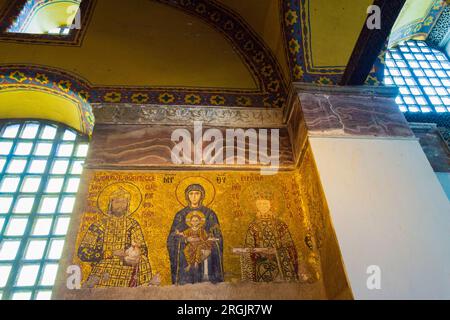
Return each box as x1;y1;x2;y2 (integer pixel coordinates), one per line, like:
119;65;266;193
97;182;143;216
175;176;216;207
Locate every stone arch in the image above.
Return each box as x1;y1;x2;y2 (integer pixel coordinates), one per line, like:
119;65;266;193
0;65;94;135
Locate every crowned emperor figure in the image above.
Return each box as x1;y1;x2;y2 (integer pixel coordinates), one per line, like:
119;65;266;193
78;186;152;287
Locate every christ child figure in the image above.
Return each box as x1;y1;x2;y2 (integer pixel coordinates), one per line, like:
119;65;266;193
176;211;217;272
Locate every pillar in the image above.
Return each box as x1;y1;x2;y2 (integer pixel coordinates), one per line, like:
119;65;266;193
287;84;450;299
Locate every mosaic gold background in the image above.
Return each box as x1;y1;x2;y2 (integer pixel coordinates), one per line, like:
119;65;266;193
73;170;322;287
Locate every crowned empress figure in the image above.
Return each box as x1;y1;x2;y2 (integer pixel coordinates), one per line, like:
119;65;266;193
243;190;299;283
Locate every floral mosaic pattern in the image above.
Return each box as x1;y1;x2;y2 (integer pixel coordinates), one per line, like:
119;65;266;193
0;0;289;109
154;0;288;108
389;0;445;48
282;0;389;85
0;66;94;135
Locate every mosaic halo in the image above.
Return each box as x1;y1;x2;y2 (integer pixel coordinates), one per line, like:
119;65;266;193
175;176;216;207
97;182;143;216
185;210;207;228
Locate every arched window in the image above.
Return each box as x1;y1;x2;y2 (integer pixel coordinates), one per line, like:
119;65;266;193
7;0;81;35
384;40;450;113
0;120;88;300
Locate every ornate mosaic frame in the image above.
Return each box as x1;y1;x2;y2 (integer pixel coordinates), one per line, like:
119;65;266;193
281;0;385;86
0;64;283;109
0;65;94;135
388;0;445;48
427;5;450;48
0;0;289;109
153;0;288;109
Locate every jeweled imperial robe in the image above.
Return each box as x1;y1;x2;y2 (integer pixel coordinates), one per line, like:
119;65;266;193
78;216;152;287
180;227;212;267
245;218;299;282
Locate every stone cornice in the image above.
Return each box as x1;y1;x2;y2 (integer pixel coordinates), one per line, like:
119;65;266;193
292;83;399;98
427;6;450;49
288;85;414;140
92;103;285;128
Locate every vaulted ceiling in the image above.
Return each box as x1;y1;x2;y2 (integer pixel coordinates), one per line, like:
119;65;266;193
0;0;447;137
0;0;384;109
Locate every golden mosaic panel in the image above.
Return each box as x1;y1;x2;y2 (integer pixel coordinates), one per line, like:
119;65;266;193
73;171;322;288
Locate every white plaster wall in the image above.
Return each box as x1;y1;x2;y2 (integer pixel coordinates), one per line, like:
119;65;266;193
309;137;450;300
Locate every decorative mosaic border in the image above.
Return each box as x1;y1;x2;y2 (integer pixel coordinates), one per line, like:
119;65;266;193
388;0;445;48
281;0;385;86
0;0;95;46
0;65;282;135
0;63;282;107
282;0;339;84
0;65;94;135
0;0;288;110
1;84;89;133
427;5;450;48
92;103;284;128
300;0;346;75
154;0;288;109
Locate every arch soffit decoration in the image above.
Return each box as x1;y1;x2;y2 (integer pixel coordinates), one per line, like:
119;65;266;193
0;86;87;134
0;65;94;135
389;0;445;48
0;1;93;136
0;0;288;110
281;0;391;86
3;0;442;113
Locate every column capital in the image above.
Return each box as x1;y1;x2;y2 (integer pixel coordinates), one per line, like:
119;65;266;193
286;84;414;165
288;84;413;139
292;83;399;98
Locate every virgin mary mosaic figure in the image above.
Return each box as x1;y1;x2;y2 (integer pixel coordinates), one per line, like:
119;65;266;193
167;182;224;285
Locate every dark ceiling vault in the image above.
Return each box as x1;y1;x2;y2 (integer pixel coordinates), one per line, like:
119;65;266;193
340;0;406;85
